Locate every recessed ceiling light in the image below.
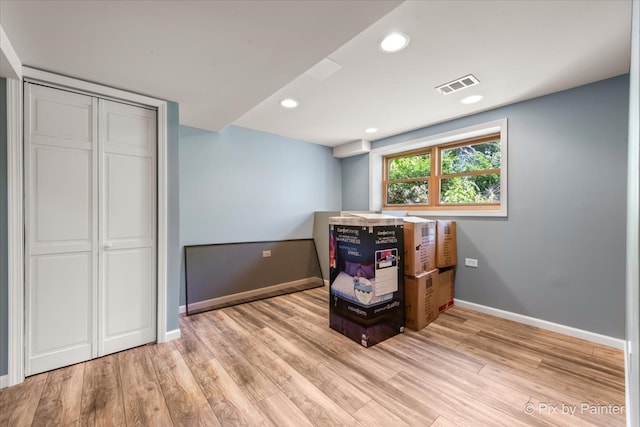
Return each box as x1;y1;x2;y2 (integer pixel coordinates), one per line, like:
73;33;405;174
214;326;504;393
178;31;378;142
379;32;410;53
365;128;378;134
280;98;298;108
461;95;484;105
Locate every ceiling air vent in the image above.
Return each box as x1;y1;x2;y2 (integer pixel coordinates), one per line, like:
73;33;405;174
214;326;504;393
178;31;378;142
435;74;479;95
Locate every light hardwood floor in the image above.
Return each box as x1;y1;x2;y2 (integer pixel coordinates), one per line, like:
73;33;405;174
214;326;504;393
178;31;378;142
0;286;626;426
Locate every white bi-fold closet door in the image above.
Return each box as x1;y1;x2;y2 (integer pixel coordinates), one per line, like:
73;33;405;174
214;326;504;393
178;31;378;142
24;83;157;376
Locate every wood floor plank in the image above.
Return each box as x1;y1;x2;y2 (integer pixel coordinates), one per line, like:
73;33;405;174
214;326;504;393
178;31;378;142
79;354;125;427
32;363;85;426
151;349;221;426
206;310;279;368
253;326;370;414
478;363;624;426
0;372;47;426
277;291;327;318
118;346;173;427
373;333;486;377
223;305;264;334
592;345;625;364
174;318;215;367
189;357;271;426
490;321;595;357
317;351;440;426
393;359;534;425
415;321;472;347
430;415;461;427
285;315;403;381
255;391;315;427
261;357;360;426
461;331;544;367
187;310;279;403
389;370;534;427
352;400;412;427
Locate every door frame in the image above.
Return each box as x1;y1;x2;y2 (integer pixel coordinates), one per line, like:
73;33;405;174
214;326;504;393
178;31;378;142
6;68;170;386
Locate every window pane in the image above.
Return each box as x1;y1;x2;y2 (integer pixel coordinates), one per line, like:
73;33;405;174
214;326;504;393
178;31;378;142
387;181;429;205
440;174;500;204
388;153;430;180
441;140;500;174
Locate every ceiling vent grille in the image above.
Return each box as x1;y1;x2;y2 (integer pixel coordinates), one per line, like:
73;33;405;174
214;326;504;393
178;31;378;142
435;74;480;95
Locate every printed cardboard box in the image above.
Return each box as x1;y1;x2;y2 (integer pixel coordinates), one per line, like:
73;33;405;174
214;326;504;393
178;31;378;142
436;220;457;268
404;269;439;330
329;214;405;347
403;217;436;276
438;267;455;313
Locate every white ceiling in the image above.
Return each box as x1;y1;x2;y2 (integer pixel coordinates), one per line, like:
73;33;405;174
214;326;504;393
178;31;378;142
0;0;632;147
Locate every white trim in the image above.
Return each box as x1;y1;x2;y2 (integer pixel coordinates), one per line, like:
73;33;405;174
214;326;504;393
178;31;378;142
454;299;625;350
180;278;330;314
164;329;181;342
0;24;22;80
626;2;640;426
333;139;371;158
7;78;24;386
23;67;161;108
156;102;168;343
8;69;170;385
186;277;324;313
0;374;8;389
369;118;508;217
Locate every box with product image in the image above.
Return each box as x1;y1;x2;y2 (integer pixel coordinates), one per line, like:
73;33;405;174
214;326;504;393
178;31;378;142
436;220;458;268
329;214;404;347
403;217;436;276
404;269;439;330
438;267;455;313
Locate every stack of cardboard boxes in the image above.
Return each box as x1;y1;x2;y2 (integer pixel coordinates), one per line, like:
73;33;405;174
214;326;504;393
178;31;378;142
403;217;457;330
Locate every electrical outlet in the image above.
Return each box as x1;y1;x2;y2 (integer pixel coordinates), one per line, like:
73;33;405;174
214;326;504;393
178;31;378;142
262;250;271;258
465;258;478;268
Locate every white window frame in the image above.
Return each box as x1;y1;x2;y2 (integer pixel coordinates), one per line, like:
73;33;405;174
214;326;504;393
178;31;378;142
370;118;508;217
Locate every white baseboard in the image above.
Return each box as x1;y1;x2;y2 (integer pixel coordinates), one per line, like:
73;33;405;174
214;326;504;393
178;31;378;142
454;299;625;350
0;375;8;389
183;277;324;314
179;304;186;314
324;279;329;286
164;329;181;342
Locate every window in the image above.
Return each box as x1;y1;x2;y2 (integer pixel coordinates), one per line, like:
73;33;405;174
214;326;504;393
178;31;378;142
385;149;431;205
372;119;507;216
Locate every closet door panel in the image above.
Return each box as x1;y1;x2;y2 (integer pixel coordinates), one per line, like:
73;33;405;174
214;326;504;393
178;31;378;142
30;145;92;254
103;154;154;246
25;84;98;376
31;87;93;143
27;253;93;374
99;99;157;356
102;247;155;354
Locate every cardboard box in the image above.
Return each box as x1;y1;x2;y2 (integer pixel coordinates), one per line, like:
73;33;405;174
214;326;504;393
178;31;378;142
436;220;457;268
404;269;439;330
403;217;436;276
329;214;405;347
438;267;455;313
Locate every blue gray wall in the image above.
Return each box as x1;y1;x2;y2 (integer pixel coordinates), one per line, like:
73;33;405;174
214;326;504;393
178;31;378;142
343;75;629;339
341;154;369;211
179;125;342;305
1;78;7;376
166;101;180;332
